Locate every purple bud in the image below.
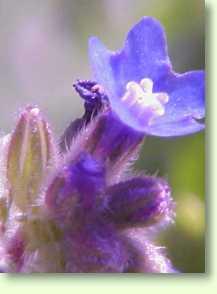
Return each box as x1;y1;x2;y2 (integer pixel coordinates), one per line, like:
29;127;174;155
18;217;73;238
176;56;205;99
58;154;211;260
73;79;107;113
60;79;108;152
101;177;174;228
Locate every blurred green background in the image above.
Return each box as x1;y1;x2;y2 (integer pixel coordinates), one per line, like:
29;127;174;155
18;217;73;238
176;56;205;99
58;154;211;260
0;0;205;272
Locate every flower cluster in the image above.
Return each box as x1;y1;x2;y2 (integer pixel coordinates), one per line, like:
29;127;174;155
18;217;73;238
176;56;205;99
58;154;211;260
0;17;204;273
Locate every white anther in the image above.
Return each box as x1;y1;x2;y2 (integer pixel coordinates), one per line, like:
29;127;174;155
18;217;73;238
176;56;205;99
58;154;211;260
140;78;153;93
121;78;169;122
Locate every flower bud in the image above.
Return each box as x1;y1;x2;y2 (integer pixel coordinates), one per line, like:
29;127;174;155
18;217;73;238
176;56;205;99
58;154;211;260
101;177;175;228
60;79;106;153
7;106;57;211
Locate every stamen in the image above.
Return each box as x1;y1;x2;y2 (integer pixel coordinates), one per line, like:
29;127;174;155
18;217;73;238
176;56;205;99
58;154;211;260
121;78;169;126
140;78;153;93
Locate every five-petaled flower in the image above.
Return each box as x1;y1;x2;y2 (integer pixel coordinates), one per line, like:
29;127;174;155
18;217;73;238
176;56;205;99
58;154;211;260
88;17;205;137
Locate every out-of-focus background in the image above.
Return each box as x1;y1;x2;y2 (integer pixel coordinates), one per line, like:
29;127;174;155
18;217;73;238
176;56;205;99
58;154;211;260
0;0;205;272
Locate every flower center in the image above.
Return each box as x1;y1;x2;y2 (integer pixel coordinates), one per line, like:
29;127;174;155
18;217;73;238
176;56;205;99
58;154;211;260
121;78;169;125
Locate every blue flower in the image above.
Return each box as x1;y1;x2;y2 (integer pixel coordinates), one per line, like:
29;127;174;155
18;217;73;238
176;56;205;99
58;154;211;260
88;17;205;137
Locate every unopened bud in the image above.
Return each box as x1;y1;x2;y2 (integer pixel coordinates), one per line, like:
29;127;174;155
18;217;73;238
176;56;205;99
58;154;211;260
101;177;175;228
7;106;57;211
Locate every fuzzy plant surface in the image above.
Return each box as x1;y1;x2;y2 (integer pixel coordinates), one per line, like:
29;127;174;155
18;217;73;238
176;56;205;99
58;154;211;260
0;17;205;273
